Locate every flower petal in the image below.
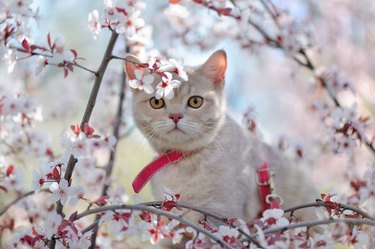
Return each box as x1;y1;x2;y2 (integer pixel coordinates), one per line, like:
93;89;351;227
134;69;143;80
164;87;174;100
155;88;164;99
144;84;154;94
142;74;155;84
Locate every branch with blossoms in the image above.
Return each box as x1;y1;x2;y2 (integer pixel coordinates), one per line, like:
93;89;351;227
186;0;375;157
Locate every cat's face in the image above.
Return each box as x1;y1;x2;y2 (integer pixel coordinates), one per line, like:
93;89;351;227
126;50;227;152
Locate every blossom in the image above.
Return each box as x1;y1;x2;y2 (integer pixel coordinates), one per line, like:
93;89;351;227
261;209;289;227
4;49;16;73
168;59;188;81
88;9;101;39
213;226;239;246
155;72;181;100
44;212;63;239
128;69;154;94
115;10;145;38
50;179;74;205
6;0;34;18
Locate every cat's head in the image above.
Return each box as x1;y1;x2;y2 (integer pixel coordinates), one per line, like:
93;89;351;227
125;50;227;153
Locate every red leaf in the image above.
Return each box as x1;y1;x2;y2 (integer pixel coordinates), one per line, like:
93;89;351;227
6;165;14;177
52;167;60;180
70;49;77;59
22;39;30;51
161;200;177;211
83;123;94;135
47;32;52;49
139;211;151;222
64;67;69;78
93;195;109;205
66;63;74;72
70;124;80;135
0;185;8;192
321;193;340;216
218;8;232;16
45;148;54;157
69;211;78;222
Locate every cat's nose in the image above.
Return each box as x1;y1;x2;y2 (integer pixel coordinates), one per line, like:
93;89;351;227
169;113;183;124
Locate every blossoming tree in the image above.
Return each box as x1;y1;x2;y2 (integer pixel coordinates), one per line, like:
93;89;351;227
1;0;375;248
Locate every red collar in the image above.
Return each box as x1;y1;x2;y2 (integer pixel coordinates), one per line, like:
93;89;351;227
132;150;190;193
257;162;282;213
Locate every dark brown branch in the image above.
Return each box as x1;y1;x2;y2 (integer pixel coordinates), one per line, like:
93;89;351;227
48;30;119;249
283;200;375;220
88;47;129;249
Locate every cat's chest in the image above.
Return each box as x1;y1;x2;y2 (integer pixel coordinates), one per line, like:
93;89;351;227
150;154;225;199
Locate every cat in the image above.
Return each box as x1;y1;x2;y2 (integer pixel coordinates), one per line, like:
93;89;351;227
125;50;318;246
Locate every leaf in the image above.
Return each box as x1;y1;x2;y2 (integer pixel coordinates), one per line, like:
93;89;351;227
70;49;77;59
69;211;78;222
83;123;94;135
70;124;80;135
22;39;30;51
64;67;69;78
6;165;14;177
47;32;52;49
93;195;109;205
0;185;8;192
139;211;151;222
52;167;60;180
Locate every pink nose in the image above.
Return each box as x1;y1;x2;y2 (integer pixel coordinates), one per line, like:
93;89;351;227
169;113;183;123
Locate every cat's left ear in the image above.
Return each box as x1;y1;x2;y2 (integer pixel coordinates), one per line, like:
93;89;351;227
124;54;142;80
200;50;227;87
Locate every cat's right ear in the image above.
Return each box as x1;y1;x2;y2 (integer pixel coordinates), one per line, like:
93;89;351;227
124;54;141;80
199;50;227;88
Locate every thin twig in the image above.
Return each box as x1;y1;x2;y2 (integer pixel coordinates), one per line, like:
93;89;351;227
283;200;375;220
89;46;129;249
262;218;375;235
0;191;35;216
77;204;234;249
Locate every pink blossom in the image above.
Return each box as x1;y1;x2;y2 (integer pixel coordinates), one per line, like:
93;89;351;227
4;49;16;73
88;9;101;39
44;212;63;239
128;69;154;94
50;179;74;205
155;72;181;100
261;209;289;227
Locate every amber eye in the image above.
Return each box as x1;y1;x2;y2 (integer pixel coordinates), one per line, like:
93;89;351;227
187;96;204;109
150;97;165;109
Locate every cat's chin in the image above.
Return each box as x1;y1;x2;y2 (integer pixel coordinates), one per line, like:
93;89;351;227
149;132;212;153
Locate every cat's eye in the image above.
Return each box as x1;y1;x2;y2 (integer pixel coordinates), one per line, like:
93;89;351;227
149;97;165;109
187;96;204;109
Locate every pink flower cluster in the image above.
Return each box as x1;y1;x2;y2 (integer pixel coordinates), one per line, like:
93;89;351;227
127;56;188;100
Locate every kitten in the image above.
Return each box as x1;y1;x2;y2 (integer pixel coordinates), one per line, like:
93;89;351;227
125;49;318;229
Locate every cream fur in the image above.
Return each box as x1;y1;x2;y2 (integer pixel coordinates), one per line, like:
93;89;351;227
128;50;318;227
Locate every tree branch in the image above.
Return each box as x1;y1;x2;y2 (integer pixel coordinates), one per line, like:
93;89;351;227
77;204;234;249
262;218;375;235
88;46;129;249
48;30;119;249
283;200;375;220
0;191;35;217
